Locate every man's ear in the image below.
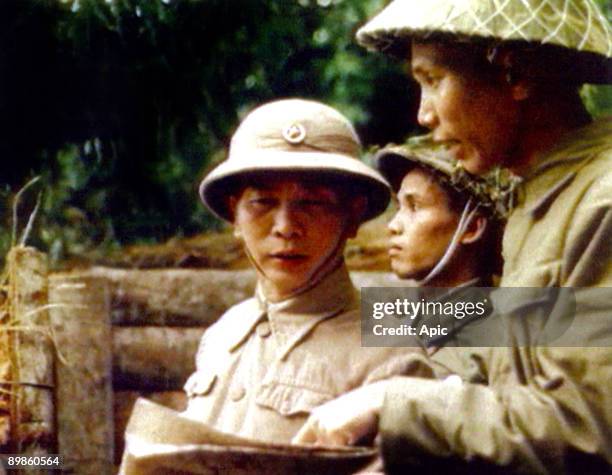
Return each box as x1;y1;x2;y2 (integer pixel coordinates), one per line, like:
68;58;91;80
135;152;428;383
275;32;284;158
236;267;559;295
460;215;487;244
494;48;531;101
346;196;368;239
228;196;242;239
510;80;531;101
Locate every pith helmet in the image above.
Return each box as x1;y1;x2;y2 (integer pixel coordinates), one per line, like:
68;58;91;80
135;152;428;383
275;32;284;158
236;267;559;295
357;0;612;84
199;98;391;222
376;135;520;220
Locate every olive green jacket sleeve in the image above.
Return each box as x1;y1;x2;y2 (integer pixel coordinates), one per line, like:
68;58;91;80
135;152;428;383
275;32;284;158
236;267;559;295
381;346;612;474
379;120;612;474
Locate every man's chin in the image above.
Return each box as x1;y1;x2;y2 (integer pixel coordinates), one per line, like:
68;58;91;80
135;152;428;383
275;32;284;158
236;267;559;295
452;145;492;176
391;263;430;282
459;157;493;176
463;151;501;176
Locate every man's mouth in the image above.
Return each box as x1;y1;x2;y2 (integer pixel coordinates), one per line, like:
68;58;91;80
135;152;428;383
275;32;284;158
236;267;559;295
437;140;464;161
269;252;308;260
436;138;461;148
388;245;402;256
432;133;459;144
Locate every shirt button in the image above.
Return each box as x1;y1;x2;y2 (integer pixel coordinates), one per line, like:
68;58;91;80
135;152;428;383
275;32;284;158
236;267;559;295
535;375;564;391
230;385;246;402
256;322;272;338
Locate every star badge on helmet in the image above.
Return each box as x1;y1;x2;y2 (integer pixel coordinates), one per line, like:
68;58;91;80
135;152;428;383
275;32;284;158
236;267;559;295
282;122;306;145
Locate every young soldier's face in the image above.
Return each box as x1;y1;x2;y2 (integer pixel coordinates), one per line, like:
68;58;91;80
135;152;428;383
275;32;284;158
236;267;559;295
232;178;350;299
388;168;459;279
410;42;520;175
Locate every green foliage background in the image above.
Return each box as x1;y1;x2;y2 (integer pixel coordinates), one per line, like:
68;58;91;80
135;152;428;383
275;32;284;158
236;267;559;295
0;0;610;263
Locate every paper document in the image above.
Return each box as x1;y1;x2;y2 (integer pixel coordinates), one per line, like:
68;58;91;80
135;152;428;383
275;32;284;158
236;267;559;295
120;398;377;474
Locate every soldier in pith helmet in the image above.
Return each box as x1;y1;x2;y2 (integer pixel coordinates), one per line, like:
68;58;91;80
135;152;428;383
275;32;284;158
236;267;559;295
294;2;612;472
175;99;431;441
120;99;438;472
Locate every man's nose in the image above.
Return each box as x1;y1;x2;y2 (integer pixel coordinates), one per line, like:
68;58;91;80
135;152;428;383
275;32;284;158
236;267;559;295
387;212;402;235
417;93;437;129
272;204;302;239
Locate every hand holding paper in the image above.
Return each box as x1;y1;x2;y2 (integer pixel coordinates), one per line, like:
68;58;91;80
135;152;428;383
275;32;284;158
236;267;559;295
292;381;389;447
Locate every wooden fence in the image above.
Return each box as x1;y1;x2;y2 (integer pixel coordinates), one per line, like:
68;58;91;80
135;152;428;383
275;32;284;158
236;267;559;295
2;247;398;473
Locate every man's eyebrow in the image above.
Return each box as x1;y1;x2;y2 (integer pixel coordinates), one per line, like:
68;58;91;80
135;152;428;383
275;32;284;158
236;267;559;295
247;183;273;191
411;64;425;76
411;54;447;75
296;183;336;194
398;190;416;202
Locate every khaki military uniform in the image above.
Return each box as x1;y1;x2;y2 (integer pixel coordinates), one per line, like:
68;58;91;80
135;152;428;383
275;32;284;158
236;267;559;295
423;282;496;387
183;264;430;443
380;118;612;473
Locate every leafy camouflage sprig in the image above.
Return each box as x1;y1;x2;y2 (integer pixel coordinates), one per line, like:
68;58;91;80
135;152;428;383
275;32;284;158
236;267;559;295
375;135;523;220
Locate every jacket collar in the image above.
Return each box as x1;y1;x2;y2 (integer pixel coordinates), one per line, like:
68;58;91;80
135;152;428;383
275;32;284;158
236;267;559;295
519;118;612;217
227;263;358;358
526;117;612;179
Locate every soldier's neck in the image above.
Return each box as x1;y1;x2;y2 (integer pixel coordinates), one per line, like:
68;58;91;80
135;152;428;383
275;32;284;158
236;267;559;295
422;263;482;288
508;95;591;176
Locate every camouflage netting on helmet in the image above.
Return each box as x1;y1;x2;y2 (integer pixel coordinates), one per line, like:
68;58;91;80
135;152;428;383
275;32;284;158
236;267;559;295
375;135;523;221
357;0;612;83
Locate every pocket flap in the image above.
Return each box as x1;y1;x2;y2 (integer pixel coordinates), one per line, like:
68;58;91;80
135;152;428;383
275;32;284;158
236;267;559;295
184;370;217;397
255;382;332;416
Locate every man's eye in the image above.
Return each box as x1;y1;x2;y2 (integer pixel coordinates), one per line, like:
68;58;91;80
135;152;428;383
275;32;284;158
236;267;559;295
424;74;440;87
415;71;440;87
402;198;417;211
249;198;275;208
297;199;329;208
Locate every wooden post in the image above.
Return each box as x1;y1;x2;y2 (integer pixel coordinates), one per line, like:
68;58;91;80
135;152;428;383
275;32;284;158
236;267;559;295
4;247;55;456
0;280;10;447
48;273;113;475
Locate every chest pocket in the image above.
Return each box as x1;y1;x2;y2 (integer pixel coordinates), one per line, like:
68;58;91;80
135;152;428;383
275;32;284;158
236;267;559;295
254;360;337;416
254;381;334;416
186;337;241;398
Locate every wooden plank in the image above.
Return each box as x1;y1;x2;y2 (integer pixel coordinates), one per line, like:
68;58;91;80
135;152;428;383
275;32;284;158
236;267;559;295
85;268;401;327
5;247;55;456
48;274;113;475
89;268;256;327
113;327;204;391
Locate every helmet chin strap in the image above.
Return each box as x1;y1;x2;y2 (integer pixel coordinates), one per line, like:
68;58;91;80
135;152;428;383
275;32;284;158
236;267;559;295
416;198;480;287
244;219;353;302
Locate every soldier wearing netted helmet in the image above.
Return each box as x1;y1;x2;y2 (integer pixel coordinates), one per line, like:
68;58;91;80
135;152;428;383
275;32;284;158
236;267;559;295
375;135;511;288
294;1;612;472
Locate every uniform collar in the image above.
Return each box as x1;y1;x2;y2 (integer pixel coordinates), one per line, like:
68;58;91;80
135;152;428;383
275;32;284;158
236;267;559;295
518;118;612;217
526;118;612;179
227;263;358;358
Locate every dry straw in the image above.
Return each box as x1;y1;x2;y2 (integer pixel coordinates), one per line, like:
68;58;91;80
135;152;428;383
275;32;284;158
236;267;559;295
0;178;70;451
